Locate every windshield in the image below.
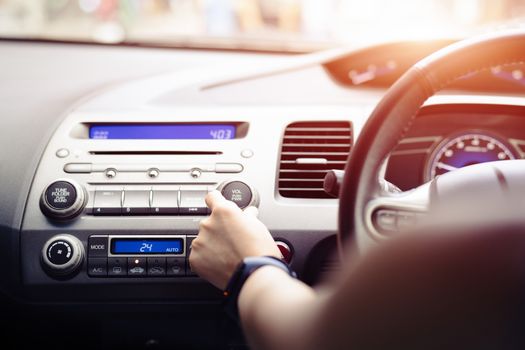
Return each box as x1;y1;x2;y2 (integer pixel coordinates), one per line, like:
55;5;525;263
1;0;524;53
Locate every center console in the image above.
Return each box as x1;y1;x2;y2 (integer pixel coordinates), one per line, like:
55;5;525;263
18;63;347;302
20;117;279;300
39;176;257;280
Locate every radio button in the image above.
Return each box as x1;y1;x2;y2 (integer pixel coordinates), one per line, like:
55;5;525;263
105;168;117;179
45;181;77;209
122;187;151;215
88;236;108;257
56;148;70;158
88;258;107;277
179;188;209;215
63;163;92;174
180;207;208;215
147;168;160;178
215;163;244;173
166;257;186;276
151;187;179;214
220;181;253;209
147;257;167;276
108;257;127;276
93;188;123;215
41;179;87;220
127;257;147;276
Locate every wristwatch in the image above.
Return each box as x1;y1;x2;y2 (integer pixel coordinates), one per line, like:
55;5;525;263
223;256;297;322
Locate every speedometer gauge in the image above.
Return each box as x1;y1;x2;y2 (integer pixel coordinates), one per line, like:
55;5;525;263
424;131;517;181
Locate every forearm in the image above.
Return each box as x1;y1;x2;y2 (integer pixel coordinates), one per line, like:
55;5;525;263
238;266;322;350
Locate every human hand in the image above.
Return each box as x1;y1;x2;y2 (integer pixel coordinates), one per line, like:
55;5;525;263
189;191;282;290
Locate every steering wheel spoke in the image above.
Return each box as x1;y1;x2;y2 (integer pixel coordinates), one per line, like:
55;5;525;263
365;183;430;240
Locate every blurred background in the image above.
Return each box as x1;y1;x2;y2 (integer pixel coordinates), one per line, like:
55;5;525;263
1;0;525;52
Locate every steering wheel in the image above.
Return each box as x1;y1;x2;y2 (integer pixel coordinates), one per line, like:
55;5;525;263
339;31;525;255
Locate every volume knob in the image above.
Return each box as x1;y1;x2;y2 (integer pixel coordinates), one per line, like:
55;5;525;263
218;181;259;209
41;234;84;278
40;179;86;220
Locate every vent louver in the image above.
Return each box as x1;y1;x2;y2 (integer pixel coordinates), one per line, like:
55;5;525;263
278;121;352;199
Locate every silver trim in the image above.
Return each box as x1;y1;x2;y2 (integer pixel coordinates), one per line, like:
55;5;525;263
285;127;351;132
398;136;441;144
295;158;328;165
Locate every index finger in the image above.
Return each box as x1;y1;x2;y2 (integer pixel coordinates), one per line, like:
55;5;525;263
205;190;228;211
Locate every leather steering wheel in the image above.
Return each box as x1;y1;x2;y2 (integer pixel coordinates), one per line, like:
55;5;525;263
339;31;525;255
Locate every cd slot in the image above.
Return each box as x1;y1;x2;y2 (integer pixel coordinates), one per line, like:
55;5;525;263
63;162;243;174
89;151;222;155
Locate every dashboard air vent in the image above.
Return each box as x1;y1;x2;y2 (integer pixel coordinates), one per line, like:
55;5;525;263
278;121;352;199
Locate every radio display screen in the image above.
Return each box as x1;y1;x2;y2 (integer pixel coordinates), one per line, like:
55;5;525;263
111;238;184;255
89;124;236;140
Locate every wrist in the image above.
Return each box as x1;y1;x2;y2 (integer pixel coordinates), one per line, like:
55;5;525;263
223;256;296;322
238;264;289;298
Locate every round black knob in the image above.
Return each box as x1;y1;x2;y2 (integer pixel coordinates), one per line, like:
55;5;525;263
218;181;259;209
40;179;86;220
41;234;84;278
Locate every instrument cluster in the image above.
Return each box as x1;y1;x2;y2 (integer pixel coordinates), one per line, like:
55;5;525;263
385;103;525;191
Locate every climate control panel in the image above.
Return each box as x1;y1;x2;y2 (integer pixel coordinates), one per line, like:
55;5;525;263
86;235;197;278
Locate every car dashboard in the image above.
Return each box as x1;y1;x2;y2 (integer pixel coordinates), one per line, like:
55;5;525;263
1;38;525;348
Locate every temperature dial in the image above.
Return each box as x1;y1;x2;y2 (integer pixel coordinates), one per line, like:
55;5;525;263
218;181;259;209
41;234;84;278
40;179;87;220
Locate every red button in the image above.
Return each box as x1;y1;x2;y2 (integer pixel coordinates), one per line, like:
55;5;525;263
276;241;293;264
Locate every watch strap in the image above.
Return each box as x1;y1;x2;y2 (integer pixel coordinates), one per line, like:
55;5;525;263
223;256;296;322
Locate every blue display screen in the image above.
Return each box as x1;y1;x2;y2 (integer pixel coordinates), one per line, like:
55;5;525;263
111;239;184;255
89;124;236;140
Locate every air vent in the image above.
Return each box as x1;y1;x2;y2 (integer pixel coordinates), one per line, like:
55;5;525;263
278;121;352;199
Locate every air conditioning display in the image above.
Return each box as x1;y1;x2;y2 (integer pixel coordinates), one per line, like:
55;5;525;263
89;124;236;140
111;238;184;255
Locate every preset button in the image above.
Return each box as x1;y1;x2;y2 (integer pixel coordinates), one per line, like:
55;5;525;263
179;188;209;215
122;187;151;215
151;187;179;214
93;188;123;215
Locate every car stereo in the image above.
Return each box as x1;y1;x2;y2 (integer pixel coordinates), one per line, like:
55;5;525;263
38;178;257;279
